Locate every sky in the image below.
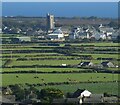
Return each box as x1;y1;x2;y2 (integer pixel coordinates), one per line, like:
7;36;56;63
2;2;118;18
2;0;119;2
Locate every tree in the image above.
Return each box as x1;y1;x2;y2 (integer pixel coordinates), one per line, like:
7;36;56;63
10;84;25;101
39;88;64;103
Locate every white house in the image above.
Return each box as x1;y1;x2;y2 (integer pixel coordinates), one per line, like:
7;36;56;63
80;90;92;97
47;28;64;40
73;89;92;98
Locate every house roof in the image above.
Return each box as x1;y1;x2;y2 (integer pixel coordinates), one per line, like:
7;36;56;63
79;62;91;66
72;89;85;98
101;61;110;66
104;96;118;103
0;95;21;104
66;98;80;104
81;90;92;97
52;98;65;104
84;94;104;103
52;98;80;104
101;61;115;67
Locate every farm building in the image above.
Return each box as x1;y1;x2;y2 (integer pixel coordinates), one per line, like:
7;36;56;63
72;89;92;98
17;36;31;42
0;95;21;105
78;61;94;67
101;61;115;68
83;94;104;103
104;96;118;103
52;98;81;105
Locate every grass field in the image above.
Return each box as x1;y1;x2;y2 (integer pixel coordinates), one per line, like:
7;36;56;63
2;68;85;72
8;60;81;66
37;82;119;95
1;41;119;95
71;42;119;47
2;73;118;86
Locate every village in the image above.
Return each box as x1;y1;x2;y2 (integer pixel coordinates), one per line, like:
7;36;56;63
2;14;119;43
1;11;119;105
1;86;119;105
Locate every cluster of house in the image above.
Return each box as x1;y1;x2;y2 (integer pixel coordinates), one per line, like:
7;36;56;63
78;61;117;68
0;88;118;105
46;24;119;41
52;89;118;105
4;24;119;42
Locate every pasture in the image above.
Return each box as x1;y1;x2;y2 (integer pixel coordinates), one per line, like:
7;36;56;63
1;41;119;95
2;73;118;86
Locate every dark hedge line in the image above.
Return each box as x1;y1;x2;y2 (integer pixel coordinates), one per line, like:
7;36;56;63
16;57;92;61
3;65;74;68
24;81;117;87
2;70;94;74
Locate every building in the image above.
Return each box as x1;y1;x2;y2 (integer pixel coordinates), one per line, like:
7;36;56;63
69;27;81;39
69;27;93;40
101;61;115;68
52;98;82;105
46;13;55;31
83;94;104;103
0;95;21;105
16;36;31;42
72;89;92;98
78;61;94;67
47;28;64;40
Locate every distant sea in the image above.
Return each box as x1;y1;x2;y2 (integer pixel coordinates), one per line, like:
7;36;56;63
2;2;118;18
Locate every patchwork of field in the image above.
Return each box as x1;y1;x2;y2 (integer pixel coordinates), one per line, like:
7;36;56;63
1;41;119;95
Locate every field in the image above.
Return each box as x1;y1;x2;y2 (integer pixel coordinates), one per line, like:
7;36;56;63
36;82;119;95
1;40;120;95
2;73;118;86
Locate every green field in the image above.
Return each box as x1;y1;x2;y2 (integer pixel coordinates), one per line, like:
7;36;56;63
2;73;118;86
2;68;85;72
71;42;119;47
1;41;119;95
37;82;119;95
8;60;81;66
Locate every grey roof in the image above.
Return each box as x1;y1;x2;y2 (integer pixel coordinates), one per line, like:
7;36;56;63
79;62;91;66
101;61;114;67
101;61;109;65
52;98;65;103
0;95;21;104
84;94;104;103
66;98;80;104
52;98;80;104
72;89;85;98
104;97;118;103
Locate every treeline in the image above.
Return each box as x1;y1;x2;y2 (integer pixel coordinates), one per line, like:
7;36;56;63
2;69;120;74
2;69;93;74
16;56;92;61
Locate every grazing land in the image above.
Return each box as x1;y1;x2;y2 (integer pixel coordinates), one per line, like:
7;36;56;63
1;38;119;95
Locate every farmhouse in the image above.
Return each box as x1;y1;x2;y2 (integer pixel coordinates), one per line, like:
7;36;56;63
78;61;94;67
101;61;115;68
72;89;92;98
